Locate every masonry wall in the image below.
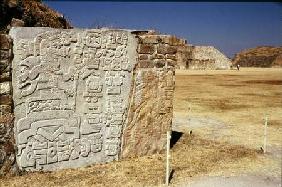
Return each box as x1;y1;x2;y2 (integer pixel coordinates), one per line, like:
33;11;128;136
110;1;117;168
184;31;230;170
121;34;183;158
0;34;18;176
175;45;192;70
0;28;179;173
188;46;231;70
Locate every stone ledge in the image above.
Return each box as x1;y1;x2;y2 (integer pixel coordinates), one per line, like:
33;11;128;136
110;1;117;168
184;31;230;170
139;35;186;46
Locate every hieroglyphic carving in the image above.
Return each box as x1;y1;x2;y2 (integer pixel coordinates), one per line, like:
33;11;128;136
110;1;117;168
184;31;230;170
11;28;136;171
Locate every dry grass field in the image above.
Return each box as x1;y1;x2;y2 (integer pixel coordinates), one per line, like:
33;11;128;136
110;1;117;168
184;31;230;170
0;68;281;186
173;67;282;185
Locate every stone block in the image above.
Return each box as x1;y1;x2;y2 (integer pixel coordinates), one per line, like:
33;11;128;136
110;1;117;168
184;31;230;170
167;59;177;67
0;63;10;74
138;44;155;54
0;50;11;61
0;95;12;105
9;27;175;172
154;59;166;68
162;36;186;46
166;54;176;61
10;27;139;171
0;35;12;50
0;105;12;115
139;35;160;44
121;68;174;158
10;18;25;27
157;45;177;55
0;82;11;95
138;60;154;68
139;54;149;60
152;53;165;59
0;71;11;82
140;35;186;45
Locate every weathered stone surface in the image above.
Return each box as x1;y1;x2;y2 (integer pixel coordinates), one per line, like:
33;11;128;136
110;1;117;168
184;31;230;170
0;34;12;49
10;27;137;171
151;53;165;59
0;105;12;116
0;60;10;74
162;36;186;46
0;71;11;82
166;54;176;61
0;50;11;61
121;68;173;158
167;59;177;67
139;35;160;44
9;27;176;172
186;46;231;70
154;59;166;68
157;45;177;55
139;35;186;46
0;114;17;176
10;18;25;27
139;54;149;60
0;95;12;105
0;82;11;95
138;60;154;68
138;44;155;54
175;45;192;69
121;34;175;158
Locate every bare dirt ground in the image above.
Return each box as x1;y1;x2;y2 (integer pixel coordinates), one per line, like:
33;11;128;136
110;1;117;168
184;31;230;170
0;68;281;186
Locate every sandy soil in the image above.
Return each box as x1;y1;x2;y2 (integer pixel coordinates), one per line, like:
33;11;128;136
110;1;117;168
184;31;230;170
0;68;281;186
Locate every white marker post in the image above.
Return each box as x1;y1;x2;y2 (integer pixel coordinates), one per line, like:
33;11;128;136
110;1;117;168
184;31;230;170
263;116;268;154
166;131;171;186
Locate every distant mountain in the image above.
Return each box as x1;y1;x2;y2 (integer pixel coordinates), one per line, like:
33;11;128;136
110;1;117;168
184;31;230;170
232;46;282;67
0;0;72;33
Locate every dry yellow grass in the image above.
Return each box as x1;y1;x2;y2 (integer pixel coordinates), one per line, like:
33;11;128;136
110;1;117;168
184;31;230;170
0;133;259;187
1;68;281;186
174;68;282;148
174;67;282;180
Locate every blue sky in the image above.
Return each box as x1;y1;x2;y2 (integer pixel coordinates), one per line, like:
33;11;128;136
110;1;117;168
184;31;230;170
44;1;282;58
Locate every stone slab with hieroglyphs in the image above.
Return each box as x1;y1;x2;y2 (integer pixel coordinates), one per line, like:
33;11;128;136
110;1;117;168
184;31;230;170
10;27;137;171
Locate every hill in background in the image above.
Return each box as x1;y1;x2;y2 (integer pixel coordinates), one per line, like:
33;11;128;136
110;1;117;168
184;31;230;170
232;46;282;68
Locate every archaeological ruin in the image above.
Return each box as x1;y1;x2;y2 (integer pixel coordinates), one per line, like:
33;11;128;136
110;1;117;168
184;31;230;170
176;45;232;70
0;2;231;173
0;27;186;172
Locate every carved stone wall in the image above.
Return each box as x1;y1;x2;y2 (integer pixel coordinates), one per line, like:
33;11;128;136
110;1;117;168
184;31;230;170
10;28;137;171
9;28;176;172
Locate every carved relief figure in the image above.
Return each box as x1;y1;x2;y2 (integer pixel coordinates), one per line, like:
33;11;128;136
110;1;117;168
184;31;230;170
13;29;134;171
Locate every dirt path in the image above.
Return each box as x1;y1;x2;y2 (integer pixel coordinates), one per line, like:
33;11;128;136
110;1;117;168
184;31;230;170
181;175;281;187
172;113;281;187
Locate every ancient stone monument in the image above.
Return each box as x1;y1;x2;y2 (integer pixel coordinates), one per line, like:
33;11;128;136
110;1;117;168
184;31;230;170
176;45;232;70
9;27;178;171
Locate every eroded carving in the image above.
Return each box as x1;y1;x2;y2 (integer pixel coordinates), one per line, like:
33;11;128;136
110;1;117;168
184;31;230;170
12;28;135;171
